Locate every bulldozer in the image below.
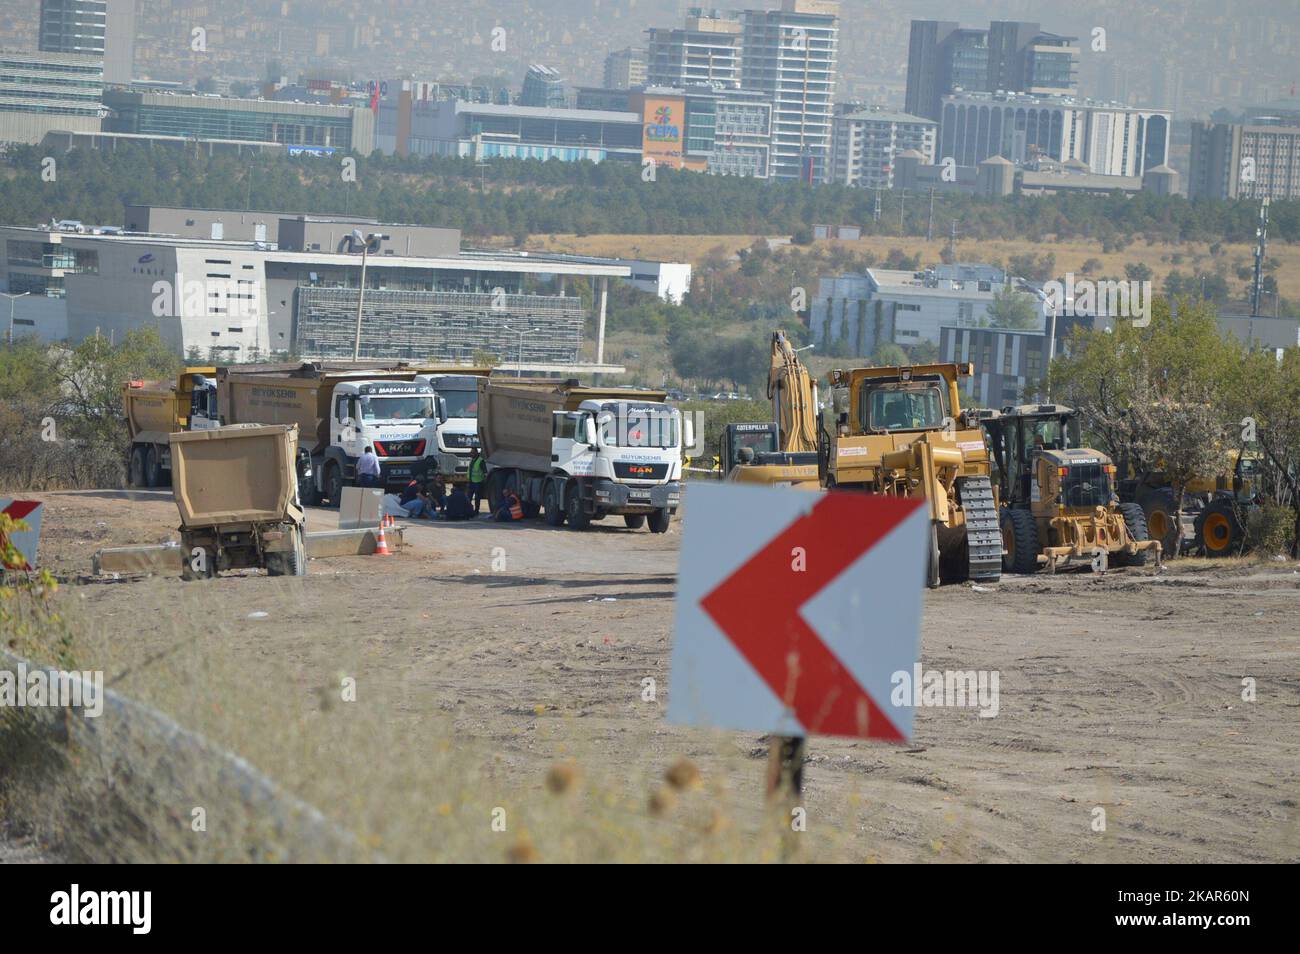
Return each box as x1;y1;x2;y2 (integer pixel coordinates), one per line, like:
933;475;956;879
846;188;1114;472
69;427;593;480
723;331;821;489
819;361;1001;587
981;404;1161;573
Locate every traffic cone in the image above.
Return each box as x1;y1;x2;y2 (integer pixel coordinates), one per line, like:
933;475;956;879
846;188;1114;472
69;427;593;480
374;522;391;556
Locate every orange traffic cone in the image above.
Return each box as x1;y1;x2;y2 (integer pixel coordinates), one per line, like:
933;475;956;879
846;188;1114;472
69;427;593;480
374;522;391;556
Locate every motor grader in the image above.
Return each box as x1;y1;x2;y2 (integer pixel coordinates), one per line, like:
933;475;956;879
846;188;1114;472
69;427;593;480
981;404;1161;573
819;362;1001;587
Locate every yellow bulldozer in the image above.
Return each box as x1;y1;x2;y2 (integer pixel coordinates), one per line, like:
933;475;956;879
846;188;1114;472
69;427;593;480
722;330;821;489
981;404;1162;573
819;361;1002;587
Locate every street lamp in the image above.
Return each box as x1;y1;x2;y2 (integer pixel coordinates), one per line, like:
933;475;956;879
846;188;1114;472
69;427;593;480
350;230;387;361
3;291;31;345
507;325;542;377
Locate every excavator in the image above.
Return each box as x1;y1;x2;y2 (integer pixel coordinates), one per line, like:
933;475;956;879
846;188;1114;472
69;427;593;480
721;331;821;489
818;361;1002;587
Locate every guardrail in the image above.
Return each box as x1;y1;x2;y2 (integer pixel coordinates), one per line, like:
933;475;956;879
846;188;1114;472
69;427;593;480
0;647;375;863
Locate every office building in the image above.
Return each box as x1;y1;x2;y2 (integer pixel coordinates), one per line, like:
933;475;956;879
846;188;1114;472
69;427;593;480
1187;120;1300;200
103;89;374;153
603;47;647;90
938;91;1170;177
810;264;1049;355
0;50;106;144
38;0;134;85
741;0;840;183
906;19;1078;122
646;10;743;89
520;65;566;109
407;100;641;163
0;210;631;369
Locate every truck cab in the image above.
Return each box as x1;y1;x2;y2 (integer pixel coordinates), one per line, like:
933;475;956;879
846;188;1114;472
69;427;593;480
188;375;220;431
415;373;482;482
547;398;688;528
327;380;450;491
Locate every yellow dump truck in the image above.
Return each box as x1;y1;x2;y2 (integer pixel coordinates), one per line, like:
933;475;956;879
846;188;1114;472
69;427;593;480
171;423;306;579
477;378;689;531
123;367;218;487
821;362;1002;586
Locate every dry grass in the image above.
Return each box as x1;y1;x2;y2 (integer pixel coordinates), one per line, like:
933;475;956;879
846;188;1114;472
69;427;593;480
2;581;864;863
535;234;1300;303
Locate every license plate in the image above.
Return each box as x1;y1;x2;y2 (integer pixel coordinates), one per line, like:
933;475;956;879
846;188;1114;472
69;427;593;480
389;467;410;476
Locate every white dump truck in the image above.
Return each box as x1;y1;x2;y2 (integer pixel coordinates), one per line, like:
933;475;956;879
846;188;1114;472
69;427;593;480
414;370;490;484
217;363;459;506
477;378;690;532
171;423;307;579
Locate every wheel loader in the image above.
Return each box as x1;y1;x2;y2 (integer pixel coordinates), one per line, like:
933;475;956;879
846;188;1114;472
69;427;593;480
819;361;1002;587
981;404;1161;573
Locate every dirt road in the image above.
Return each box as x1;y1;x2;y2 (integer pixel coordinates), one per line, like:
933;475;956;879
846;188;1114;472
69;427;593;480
15;490;1300;862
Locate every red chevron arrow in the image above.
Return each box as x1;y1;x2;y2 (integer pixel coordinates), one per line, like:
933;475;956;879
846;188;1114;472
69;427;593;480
699;493;924;740
1;499;41;571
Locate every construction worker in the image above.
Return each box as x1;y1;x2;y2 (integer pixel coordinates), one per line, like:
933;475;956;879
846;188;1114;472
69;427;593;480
443;484;474;521
427;473;447;513
467;447;487;513
495;488;525;522
399;479;435;519
357;445;382;488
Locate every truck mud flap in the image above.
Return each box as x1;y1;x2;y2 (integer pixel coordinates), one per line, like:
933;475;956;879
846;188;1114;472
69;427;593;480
958;475;1002;582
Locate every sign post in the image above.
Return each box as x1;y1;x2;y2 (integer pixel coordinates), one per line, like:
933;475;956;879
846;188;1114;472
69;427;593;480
668;483;928;809
0;499;44;571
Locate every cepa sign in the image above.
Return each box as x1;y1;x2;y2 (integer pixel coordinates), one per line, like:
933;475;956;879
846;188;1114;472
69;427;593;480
645;104;680;143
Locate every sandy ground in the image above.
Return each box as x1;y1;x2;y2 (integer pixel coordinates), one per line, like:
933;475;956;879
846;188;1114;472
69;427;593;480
9;489;1300;862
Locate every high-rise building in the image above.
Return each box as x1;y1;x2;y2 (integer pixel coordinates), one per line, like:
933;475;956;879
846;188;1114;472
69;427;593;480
741;0;840;184
830;107;936;189
603;48;647;90
646;10;743;89
906;19;1077;122
38;0;134;85
520;65;566;109
1188;121;1300;200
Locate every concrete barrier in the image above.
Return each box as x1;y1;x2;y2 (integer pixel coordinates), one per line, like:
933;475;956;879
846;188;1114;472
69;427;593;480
91;527;406;576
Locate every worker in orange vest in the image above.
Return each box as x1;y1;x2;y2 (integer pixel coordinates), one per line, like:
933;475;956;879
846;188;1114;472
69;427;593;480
495;488;525;522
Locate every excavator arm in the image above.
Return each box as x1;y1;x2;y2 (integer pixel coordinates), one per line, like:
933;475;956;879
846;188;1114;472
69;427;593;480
769;330;819;454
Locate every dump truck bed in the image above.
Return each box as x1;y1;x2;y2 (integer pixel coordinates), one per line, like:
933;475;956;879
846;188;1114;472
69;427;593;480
170;424;300;528
477;379;668;473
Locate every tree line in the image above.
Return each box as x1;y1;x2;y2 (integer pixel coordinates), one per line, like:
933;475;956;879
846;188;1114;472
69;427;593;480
3;144;1296;245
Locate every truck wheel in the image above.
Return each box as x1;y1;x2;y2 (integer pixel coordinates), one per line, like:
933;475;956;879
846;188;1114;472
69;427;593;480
128;447;146;488
543;482;566;527
1195;497;1243;558
1001;508;1040;574
647;508;671;534
1139;488;1180;558
623;514;646;530
301;477;322;507
1114;503;1151;566
485;471;506;515
144;445;164;488
565;484;591;530
325;464;343;508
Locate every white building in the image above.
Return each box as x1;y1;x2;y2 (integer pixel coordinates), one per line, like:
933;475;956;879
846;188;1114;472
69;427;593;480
646;12;743;89
830;108;937;189
811;264;1048;355
624;260;692;304
938;90;1171;178
741;0;840;183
